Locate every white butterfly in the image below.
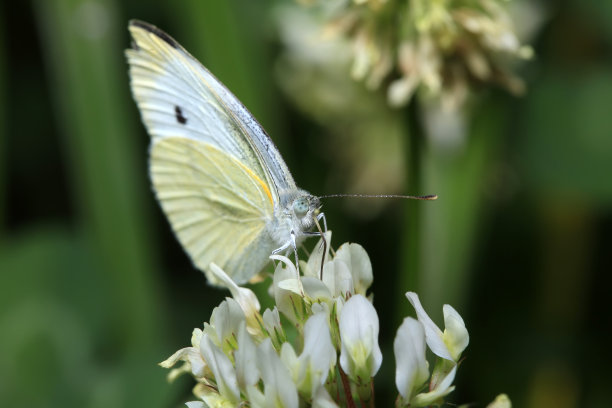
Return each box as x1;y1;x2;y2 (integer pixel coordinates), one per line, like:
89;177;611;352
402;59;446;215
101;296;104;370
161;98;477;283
126;20;325;285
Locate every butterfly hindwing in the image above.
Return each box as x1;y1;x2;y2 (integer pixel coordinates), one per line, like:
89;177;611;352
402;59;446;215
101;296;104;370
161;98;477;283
150;137;275;284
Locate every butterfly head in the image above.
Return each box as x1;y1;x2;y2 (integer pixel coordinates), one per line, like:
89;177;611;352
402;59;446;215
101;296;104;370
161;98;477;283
292;194;322;232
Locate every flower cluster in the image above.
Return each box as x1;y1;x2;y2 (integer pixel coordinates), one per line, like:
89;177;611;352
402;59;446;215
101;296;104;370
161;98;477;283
295;0;533;109
161;233;479;407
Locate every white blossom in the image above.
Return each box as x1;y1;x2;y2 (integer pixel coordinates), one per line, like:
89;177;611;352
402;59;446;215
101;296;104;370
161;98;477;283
161;238;484;407
199;334;240;404
411;364;457;406
209;263;261;334
235;322;259;389
205;298;245;355
298;311;337;395
339;294;382;381
394;317;429;401
406;291;468;362
334;243;373;296
248;339;299;408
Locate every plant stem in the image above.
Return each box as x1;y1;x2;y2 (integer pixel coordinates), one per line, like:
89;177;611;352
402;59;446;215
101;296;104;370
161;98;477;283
339;365;357;408
397;98;425;319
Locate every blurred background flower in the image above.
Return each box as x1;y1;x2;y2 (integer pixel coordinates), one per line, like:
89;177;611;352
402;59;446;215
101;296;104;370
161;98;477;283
1;0;612;408
292;0;535;110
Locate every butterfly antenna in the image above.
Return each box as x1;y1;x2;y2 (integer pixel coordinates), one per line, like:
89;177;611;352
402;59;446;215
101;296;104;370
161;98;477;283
319;193;438;200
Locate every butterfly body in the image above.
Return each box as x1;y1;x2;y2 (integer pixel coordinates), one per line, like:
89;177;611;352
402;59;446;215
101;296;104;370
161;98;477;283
126;20;322;285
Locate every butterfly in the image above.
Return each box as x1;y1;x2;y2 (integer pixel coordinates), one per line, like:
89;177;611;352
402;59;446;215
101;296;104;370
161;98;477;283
126;20;325;285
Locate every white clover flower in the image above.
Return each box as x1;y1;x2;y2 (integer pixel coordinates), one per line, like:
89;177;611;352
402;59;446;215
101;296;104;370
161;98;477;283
411;364;457;406
209;263;261;334
394;317;429;402
262;307;286;348
204;298;245;355
302;276;335;302
247;339;299;408
320;258;353;299
272;254;308;324
274;232;344;306
198;334;241;405
406;291;469;362
280;311;336;399
338;294;382;382
298;311;337;395
334;242;373;296
159;328;208;380
235;322;259;389
302;231;333;279
161;238;494;407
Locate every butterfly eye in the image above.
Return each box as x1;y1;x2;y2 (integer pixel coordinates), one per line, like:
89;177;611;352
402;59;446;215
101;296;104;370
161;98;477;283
293;197;309;217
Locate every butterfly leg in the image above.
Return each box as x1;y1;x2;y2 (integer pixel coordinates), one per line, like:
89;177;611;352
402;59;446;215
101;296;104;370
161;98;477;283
303;213;329;280
303;212;327;237
290;232;306;295
290;231;299;272
271;233;304;295
318;212;327;233
271;232;300;271
272;240;291;255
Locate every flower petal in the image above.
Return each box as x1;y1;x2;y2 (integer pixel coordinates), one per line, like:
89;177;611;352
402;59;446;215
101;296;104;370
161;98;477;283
312;385;340;408
185;402;205;408
210;263;261;334
255;339;299;408
235;322;259;389
335;243;373;295
209;298;245;353
411;365;457;406
300;311;336;391
305;231;332;278
339;294;382;380
394;317;429;400
442;304;469;361
199;335;240;403
262;307;285;348
272;256;305;324
321;258;353;298
405;292;453;361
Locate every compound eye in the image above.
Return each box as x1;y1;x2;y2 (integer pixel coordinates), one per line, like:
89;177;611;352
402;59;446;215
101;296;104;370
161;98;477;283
293;197;309;217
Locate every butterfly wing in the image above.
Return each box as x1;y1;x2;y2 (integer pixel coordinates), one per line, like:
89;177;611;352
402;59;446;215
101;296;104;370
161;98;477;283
126;20;285;283
126;20;297;194
151;138;277;284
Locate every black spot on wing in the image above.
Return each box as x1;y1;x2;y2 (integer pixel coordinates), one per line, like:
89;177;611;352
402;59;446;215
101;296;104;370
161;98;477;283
175;106;187;124
129;19;180;49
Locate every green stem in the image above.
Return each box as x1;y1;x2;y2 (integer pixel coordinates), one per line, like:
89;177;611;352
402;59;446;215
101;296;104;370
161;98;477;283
0;19;5;238
398;98;425;318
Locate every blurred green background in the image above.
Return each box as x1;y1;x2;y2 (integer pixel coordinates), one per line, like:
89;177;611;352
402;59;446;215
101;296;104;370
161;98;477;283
1;0;611;407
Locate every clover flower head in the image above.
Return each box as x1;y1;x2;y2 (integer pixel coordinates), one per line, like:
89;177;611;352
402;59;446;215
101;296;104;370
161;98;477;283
287;0;534;110
161;233;477;407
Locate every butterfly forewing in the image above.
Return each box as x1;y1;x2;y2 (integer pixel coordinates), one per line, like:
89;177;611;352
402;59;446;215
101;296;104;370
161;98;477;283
127;20;285;283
